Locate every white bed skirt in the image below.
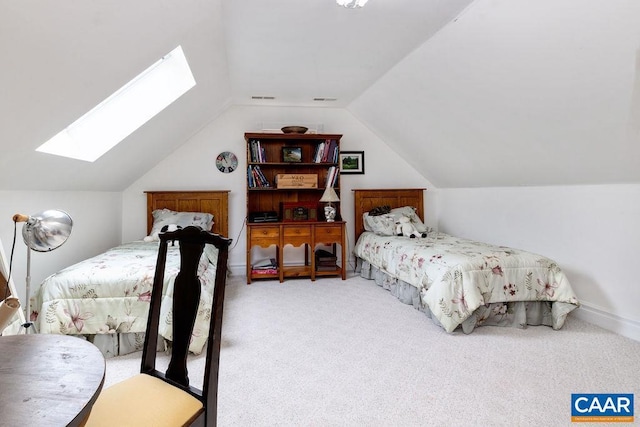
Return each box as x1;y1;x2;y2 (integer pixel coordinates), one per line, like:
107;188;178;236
79;332;164;358
357;259;557;333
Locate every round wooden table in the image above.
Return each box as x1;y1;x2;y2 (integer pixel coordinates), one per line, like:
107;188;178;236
0;334;105;426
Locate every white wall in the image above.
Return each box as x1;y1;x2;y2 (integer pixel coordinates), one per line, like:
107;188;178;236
122;105;435;274
437;184;640;341
0;191;122;307
5;109;636;343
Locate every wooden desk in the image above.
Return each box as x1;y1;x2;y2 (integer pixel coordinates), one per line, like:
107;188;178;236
0;334;105;426
246;221;347;283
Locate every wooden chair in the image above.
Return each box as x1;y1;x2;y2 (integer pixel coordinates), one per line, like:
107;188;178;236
83;226;231;427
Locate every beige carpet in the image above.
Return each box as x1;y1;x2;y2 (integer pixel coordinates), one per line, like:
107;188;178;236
105;273;640;426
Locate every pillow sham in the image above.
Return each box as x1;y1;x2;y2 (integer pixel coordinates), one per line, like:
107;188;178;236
363;206;429;237
145;209;214;241
363;212;396;236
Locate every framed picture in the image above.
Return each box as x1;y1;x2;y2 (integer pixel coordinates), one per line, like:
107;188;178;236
339;151;365;174
282;146;302;163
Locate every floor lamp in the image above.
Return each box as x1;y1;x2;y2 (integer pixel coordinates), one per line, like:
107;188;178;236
13;210;73;332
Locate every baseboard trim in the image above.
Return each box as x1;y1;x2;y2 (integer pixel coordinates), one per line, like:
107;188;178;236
229;263;640;343
572;303;640;342
229;264;247;279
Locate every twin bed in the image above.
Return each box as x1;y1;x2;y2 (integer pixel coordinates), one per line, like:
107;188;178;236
352;189;579;333
29;186;578;355
30;190;229;357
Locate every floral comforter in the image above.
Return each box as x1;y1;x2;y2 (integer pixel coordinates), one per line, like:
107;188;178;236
31;240;219;354
353;232;579;333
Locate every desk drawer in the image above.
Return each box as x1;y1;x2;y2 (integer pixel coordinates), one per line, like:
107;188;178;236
251;226;279;238
315;225;343;240
250;226;280;247
283;225;311;237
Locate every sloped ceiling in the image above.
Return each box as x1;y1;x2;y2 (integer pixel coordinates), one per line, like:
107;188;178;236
0;0;231;191
350;0;640;187
2;0;639;191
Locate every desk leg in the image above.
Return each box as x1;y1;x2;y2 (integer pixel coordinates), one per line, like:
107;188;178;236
278;244;284;283
341;224;347;280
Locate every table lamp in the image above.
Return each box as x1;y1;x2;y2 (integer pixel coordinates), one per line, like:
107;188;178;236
319;187;340;222
13;210;73;332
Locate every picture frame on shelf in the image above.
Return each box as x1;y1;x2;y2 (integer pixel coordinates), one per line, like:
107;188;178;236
339;151;365;174
282;146;302;163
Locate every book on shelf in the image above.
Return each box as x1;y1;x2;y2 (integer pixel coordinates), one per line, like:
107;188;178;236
322;139;338;163
321;139;331;162
252;258;277;269
315;249;337;264
255;165;270;187
325;166;338;188
315;249;335;257
316;264;338;271
312;139;338;163
249;140;266;162
252;268;278;275
247;166;254;187
313;141;324;163
247;165;270;188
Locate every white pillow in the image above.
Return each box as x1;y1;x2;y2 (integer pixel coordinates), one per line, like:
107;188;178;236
145;209;214;241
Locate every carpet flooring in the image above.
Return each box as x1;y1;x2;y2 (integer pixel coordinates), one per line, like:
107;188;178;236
104;273;640;426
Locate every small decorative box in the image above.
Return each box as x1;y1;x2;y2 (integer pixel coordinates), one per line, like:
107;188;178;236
275;174;318;189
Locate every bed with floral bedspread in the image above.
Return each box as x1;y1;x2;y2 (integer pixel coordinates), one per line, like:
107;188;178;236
354;231;579;333
31;240;219;356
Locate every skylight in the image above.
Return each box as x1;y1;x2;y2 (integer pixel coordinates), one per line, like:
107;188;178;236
37;46;196;162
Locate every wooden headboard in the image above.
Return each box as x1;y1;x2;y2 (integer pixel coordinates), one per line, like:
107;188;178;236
353;188;426;242
145;190;230;237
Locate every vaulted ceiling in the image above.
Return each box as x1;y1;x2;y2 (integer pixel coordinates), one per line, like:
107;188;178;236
2;0;639;190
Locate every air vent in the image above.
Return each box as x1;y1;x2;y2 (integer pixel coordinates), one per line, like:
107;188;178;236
251;96;276;100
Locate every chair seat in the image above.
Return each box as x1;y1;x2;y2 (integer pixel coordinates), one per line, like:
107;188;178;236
82;373;203;427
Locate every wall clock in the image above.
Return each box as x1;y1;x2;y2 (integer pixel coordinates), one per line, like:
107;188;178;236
216;151;238;173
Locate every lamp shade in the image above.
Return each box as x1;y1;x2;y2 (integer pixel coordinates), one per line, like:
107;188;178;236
319;187;340;203
14;210;73;252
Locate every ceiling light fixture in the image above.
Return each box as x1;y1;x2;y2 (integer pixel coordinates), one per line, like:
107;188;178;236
336;0;368;8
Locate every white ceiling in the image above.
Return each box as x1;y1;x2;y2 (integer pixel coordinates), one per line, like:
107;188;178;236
351;0;640;187
223;0;472;107
2;0;639;190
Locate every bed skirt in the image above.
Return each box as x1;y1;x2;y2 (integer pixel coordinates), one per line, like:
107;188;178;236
76;332;165;358
358;259;558;333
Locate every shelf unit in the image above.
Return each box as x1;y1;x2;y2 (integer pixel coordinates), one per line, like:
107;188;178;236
244;132;346;283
